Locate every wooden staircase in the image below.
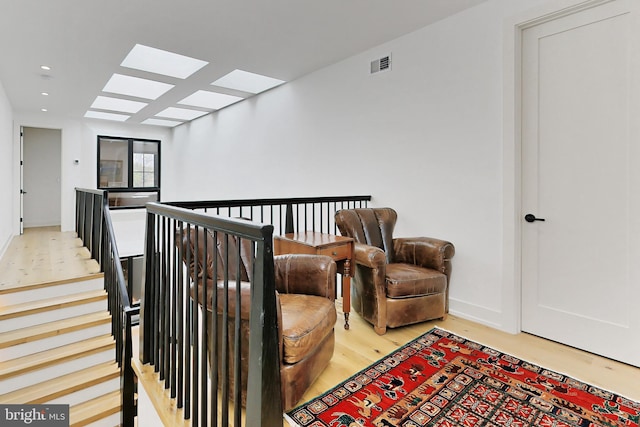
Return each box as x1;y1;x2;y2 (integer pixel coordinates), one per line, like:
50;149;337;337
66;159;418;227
0;274;122;427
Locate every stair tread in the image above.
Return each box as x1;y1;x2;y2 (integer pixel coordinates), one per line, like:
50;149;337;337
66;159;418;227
0;289;107;320
0;273;104;295
70;390;121;427
0;334;115;380
0;311;111;349
0;361;120;404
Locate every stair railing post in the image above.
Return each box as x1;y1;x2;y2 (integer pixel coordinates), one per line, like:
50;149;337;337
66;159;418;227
246;226;283;425
121;310;136;427
285;203;294;234
141;209;156;364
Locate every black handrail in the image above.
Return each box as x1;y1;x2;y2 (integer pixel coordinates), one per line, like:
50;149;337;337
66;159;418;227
75;188;137;427
166;195;371;235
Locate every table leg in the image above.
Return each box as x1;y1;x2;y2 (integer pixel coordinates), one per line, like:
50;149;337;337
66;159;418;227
342;258;351;329
343;276;350;329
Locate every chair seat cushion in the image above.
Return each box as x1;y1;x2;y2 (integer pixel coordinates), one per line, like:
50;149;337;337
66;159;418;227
279;294;337;364
385;263;446;299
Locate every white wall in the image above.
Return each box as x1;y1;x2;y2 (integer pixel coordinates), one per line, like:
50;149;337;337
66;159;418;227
11;114;169;233
0;81;13;257
163;0;549;332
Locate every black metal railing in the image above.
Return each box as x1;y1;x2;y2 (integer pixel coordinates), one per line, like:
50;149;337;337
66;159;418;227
141;202;282;425
166;195;371;236
75;188;105;268
75;188;138;427
76;192;370;425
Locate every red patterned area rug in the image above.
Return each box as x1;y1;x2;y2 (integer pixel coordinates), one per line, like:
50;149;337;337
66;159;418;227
285;327;639;427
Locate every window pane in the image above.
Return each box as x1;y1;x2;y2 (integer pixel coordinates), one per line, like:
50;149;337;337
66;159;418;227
132;141;158;188
98;136;160;208
99;138;129;188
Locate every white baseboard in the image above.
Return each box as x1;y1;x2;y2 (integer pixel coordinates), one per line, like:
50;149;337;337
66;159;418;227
23;220;61;228
449;297;504;331
0;232;12;261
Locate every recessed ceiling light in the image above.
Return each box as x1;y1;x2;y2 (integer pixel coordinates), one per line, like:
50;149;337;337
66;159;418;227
142;118;183;127
121;44;208;79
41;108;48;112
102;73;174;100
84;110;130;122
211;69;285;94
155;107;208;121
41;92;49;96
40;65;51;71
90;95;147;113
178;90;243;110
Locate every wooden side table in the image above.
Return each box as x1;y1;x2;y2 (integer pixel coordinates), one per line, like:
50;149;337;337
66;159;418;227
274;232;354;329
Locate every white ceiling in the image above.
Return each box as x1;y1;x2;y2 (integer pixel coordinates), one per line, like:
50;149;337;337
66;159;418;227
0;0;488;126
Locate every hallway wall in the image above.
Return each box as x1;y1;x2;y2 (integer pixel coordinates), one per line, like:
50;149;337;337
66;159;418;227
11;114;169;232
162;0;548;332
0;81;13;257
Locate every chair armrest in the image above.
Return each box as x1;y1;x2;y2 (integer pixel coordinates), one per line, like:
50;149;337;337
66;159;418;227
274;254;336;301
353;242;386;269
393;237;455;274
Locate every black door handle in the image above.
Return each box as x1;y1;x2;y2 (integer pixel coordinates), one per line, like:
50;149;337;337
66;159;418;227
524;214;545;223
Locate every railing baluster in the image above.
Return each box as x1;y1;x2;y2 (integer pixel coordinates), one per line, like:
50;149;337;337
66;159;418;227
221;233;230;426
201;226;208;425
184;224;192;419
211;229;219;424
162;216;170;385
176;221;184;408
191;227;200;425
234;239;242;426
170;219;177;398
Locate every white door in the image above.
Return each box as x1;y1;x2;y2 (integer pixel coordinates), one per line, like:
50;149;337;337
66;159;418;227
521;0;640;367
21;127;62;229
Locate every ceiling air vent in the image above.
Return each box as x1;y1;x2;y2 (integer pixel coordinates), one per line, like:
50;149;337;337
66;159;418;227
370;54;392;74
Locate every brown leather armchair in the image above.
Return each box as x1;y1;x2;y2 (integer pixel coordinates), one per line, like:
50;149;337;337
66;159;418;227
334;208;454;335
180;228;337;411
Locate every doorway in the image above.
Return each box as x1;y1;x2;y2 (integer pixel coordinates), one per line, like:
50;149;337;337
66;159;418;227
20;127;62;231
518;0;640;366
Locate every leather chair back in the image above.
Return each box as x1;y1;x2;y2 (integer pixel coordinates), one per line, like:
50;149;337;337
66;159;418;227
180;227;252;283
335;207;397;263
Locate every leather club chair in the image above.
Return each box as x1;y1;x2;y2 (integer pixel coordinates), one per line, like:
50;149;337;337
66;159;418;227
180;228;337;411
334;208;454;335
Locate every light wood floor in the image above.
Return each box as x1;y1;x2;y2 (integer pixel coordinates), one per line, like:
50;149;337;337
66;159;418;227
0;226;100;292
305;307;640;404
2;227;638;426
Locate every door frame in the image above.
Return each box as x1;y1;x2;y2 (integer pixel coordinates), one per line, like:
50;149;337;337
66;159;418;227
19;126;23;235
501;0;614;334
18;125;63;232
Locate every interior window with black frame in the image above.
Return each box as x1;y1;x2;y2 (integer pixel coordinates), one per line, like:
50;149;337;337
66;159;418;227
97;135;160;208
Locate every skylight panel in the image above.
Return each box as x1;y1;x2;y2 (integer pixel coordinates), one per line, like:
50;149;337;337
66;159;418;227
121;44;208;79
178;90;243;110
103;74;174;100
156;107;208;121
211;69;285;94
90;96;147;113
142;118;183;127
84;110;130;122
